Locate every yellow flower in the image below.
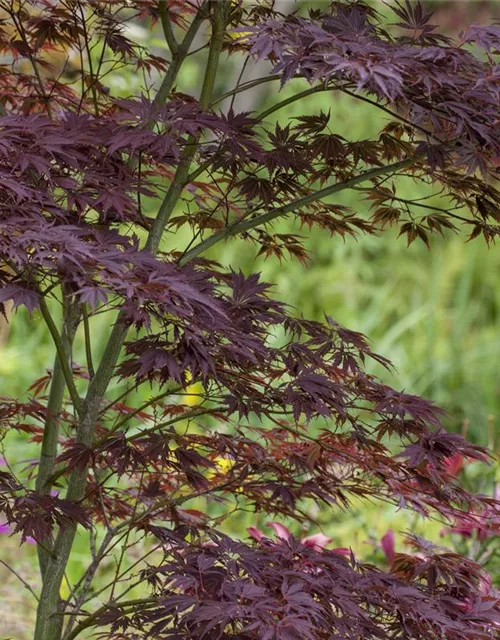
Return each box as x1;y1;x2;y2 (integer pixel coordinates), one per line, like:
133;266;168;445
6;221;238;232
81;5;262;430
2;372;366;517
60;575;71;600
207;455;236;480
184;380;205;407
215;456;235;474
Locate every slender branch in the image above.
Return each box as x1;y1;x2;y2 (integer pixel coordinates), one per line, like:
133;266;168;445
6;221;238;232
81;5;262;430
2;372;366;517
159;0;179;55
36;294;81;578
151;0;210;115
378;192;471;224
186;156;214;182
188;80;413;184
258;84;330;121
126;2;209;169
10;11;53;118
146;0;230;252
211;74;282;106
62;529;115;638
0;559;39;602
108;473;145;603
127;406;213;442
81;543;162;607
212;74;438;143
78;3;100;116
82;305;95;379
255;81;441;141
99;383;140;416
33;391;204;489
65;529;117;607
38;297;83;416
339;87;442;143
96;385;183;443
63;598;157;640
178;155;421;265
114;476;237;535
33;5;229;639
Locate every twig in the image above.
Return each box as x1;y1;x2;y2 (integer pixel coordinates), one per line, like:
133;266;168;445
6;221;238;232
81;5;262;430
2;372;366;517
0;559;39;602
178;155;422;265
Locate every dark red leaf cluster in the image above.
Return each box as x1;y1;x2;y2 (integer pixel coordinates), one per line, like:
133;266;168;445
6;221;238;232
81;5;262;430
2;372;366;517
97;532;500;640
0;1;500;638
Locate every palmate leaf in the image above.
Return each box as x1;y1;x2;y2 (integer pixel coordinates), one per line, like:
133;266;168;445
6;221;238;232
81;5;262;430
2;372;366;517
0;1;499;639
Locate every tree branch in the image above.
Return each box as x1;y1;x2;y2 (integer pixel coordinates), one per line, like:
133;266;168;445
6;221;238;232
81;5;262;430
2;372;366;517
257;84;331;121
62;529;115;638
36;294;81;578
127;406;214;442
158;0;179;55
151;0;210;115
63;598;157;640
126;2;209;170
178;155;421;265
82;305;95;379
95;385;183;443
146;0;230;252
211;74;281;107
38;297;82;415
33;4;231;639
0;559;39;602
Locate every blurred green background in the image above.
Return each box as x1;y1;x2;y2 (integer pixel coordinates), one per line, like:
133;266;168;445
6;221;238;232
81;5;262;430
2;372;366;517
1;1;500;637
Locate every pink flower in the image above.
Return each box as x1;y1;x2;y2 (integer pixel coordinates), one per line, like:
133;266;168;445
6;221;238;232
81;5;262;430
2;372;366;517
248;522;350;556
266;521;293;541
302;533;336;552
380;530;396;563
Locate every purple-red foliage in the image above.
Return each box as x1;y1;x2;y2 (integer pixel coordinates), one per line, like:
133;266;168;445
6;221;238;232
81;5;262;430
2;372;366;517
0;1;499;638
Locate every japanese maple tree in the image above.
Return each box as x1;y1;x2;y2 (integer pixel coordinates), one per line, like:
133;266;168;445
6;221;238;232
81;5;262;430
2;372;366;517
1;0;500;638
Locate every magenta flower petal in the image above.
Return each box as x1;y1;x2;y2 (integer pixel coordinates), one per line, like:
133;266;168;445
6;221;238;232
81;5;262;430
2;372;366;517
381;530;396;562
247;527;264;542
265;521;291;541
301;533;332;550
332;547;351;557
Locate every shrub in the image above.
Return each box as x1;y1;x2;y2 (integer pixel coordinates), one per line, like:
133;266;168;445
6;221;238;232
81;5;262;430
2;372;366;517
0;1;500;638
